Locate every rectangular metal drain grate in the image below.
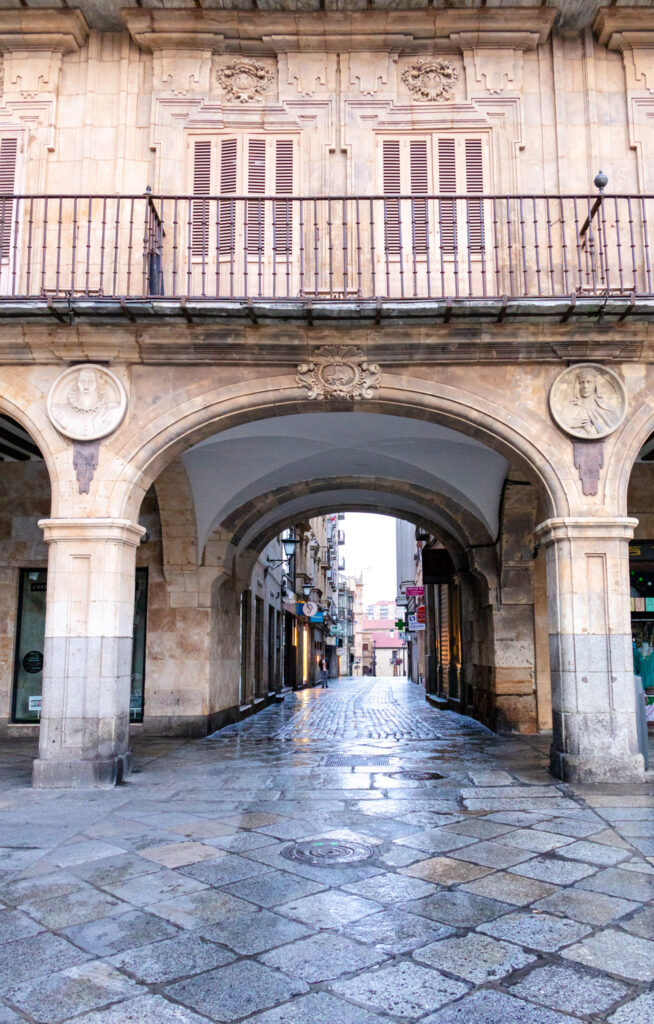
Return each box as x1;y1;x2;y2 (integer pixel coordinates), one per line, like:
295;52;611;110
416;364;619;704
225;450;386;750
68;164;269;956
323;756;392;767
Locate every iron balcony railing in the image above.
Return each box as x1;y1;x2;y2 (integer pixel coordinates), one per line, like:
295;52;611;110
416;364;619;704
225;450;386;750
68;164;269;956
0;191;653;302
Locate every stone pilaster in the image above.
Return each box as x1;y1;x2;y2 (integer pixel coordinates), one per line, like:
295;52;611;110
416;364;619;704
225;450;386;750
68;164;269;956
535;516;644;784
32;518;144;789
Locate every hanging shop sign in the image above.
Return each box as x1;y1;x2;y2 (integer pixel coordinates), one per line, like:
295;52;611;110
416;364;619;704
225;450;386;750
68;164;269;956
297;601;318;617
406;586;425;597
416;604;426;623
408;615;426;632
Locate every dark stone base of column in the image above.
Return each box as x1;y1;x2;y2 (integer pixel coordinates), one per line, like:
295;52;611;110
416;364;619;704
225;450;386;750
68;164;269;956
32;751;132;789
551;747;645;784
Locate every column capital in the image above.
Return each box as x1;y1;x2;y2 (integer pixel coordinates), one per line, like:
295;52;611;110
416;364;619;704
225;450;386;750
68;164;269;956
38;518;145;547
535;516;638;546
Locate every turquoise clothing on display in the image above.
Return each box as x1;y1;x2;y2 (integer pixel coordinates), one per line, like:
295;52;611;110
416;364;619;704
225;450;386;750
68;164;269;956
634;643;654;689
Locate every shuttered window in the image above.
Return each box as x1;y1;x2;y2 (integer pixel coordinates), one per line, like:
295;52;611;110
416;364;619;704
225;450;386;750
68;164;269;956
380;134;487;257
410;139;429;254
246;139;266;255
438;138;457;255
382;139;402;254
0;138;18;263
191;140;211;257
191;136;295;258
219;138;237;255
465;138;484;253
274;139;294;255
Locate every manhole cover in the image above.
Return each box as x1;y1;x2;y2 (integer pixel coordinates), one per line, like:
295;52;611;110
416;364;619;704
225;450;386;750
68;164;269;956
324;756;392;767
387;770;446;781
281;838;374;865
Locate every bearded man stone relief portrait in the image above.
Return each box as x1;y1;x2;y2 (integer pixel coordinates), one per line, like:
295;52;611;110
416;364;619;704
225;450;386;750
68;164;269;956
548;363;627;440
47;364;127;441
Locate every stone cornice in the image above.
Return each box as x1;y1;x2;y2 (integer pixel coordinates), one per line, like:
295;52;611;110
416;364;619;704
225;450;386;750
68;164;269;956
594;6;654;50
0;9;89;53
122;8;555;55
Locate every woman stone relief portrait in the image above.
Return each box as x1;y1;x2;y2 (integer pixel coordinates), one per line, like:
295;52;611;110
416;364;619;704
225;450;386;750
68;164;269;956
548;363;627;440
47;364;127;441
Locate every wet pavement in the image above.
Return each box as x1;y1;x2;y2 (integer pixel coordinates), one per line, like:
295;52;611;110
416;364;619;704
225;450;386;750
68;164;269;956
0;675;653;1024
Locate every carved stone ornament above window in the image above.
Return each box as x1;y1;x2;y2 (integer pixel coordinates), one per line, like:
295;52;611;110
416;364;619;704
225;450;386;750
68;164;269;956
297;347;381;401
401;58;459;102
216;59;274;103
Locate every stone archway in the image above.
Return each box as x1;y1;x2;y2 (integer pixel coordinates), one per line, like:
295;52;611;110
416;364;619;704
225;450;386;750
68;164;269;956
30;364;648;785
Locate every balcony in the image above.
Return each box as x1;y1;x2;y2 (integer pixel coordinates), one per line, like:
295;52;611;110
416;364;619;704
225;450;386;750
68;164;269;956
0;191;652;321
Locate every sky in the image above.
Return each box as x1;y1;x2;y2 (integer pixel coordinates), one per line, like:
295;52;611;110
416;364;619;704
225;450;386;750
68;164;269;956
341;513;397;605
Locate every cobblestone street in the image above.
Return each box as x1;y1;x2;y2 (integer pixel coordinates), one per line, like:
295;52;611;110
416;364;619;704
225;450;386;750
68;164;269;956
1;677;653;1024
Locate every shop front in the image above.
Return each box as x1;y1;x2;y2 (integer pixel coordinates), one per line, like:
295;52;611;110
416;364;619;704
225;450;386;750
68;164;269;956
630;541;654;729
12;568;148;726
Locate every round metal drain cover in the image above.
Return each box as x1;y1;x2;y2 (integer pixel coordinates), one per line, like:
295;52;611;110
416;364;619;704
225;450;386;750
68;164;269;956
281;838;373;866
387;770;446;781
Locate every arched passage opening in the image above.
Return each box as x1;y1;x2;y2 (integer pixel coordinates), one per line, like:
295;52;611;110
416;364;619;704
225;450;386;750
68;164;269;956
0;414;52;737
124;408;552;753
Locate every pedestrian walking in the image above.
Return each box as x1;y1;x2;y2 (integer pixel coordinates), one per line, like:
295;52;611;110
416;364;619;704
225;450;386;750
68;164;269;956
320;659;329;688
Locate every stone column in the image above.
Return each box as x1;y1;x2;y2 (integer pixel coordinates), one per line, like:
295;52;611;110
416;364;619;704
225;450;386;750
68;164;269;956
32;518;145;788
535;516;644;783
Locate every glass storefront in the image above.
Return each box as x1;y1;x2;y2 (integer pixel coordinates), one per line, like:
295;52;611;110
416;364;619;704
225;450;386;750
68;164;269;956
12;567;148;724
11;570;47;723
629;542;654;726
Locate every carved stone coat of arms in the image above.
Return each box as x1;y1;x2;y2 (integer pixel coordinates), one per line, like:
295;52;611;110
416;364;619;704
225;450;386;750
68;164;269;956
296;346;381;401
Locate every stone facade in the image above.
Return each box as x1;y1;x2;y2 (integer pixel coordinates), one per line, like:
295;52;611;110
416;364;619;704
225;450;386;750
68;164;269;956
0;3;651;786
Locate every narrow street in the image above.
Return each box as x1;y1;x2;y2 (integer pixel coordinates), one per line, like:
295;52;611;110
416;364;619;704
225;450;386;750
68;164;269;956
0;677;653;1024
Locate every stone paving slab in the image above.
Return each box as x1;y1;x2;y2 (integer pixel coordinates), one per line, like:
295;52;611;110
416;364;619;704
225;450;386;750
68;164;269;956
560;928;654;982
165;960;310;1022
507;962;632;1016
608;992;654;1024
420;988;581;1023
245;991;394;1023
0;677;652;1024
7;960;141;1024
328;960;470;1018
259;931;387;982
413;931;536;983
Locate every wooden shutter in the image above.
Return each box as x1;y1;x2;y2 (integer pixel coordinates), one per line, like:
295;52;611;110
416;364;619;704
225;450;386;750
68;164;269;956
191;140;211;257
274;139;293;255
438;584;450;685
219;138;237;255
0;138;17;263
383;139;401;255
247;138;266;255
410;139;429;255
438;138;457;254
465;138;484;253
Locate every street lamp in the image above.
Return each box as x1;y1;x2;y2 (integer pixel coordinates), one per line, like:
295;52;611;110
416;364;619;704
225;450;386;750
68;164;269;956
371;639;377;678
267;535;299;569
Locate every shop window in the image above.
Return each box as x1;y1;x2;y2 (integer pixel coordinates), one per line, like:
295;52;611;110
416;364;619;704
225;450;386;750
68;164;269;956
629;542;654;727
11;568;148;724
130;568;148;722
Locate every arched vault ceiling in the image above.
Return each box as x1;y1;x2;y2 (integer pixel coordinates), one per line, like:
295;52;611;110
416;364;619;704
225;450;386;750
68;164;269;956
233;488;481;554
181;412;508;553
